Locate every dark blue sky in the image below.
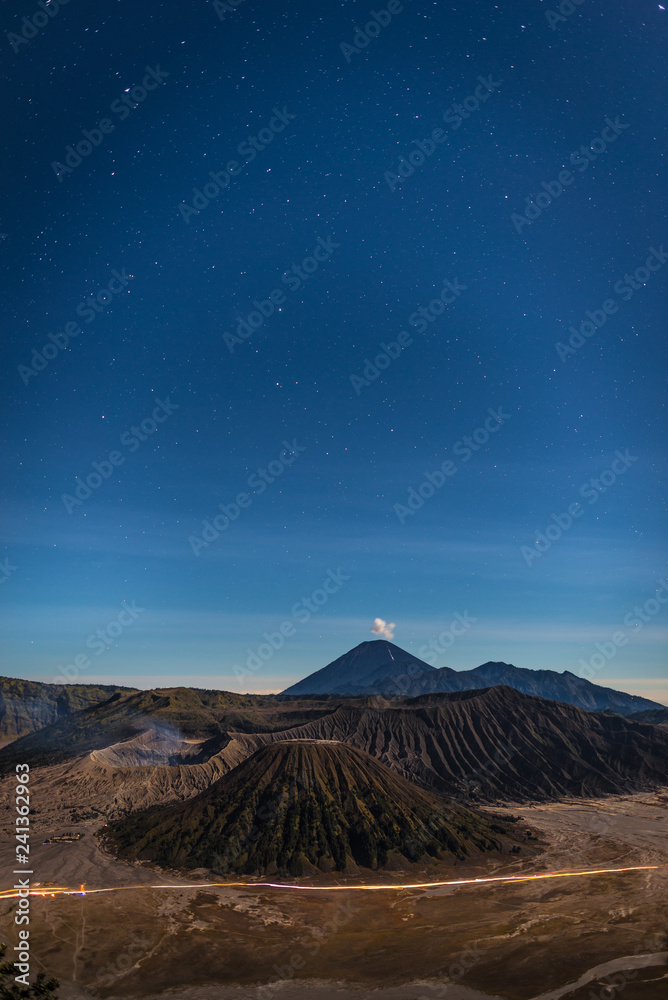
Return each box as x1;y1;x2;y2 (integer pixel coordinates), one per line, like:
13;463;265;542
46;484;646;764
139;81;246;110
2;0;666;700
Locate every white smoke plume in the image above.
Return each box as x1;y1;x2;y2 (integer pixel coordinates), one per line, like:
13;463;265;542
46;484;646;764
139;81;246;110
370;618;396;640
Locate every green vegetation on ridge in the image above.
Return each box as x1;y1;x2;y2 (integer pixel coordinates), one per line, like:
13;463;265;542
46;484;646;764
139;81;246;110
107;741;521;876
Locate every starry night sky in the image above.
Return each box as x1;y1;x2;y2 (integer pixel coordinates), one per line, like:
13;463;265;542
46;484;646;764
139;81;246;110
2;0;666;699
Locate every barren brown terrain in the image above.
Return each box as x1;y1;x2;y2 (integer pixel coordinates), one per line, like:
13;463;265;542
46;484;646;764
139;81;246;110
2;684;667;999
1;785;666;1000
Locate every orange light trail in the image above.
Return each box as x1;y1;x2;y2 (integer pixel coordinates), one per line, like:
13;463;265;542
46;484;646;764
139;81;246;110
0;865;662;900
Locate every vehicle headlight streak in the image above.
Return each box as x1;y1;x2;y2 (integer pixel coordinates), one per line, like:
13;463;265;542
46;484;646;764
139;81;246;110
0;865;662;901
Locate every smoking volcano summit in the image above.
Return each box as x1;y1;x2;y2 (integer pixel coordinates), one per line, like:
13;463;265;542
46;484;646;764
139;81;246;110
281;639;665;713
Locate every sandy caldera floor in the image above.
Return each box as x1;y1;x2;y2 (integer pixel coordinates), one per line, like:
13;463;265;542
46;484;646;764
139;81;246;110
1;791;667;1000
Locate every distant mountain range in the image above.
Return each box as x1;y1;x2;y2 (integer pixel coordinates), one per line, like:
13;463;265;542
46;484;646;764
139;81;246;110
2;683;667;805
281;639;665;714
4;645;666;880
0;676;134;741
627;708;668;727
259;686;668;801
2;642;661;749
0;685;333;770
106;741;527;875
